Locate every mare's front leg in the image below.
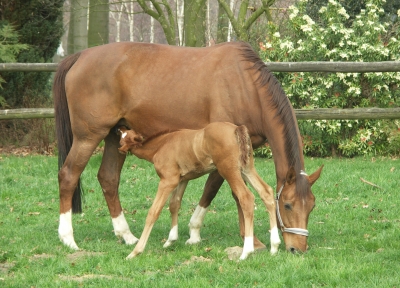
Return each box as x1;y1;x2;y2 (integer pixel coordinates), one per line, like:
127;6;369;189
97;132;138;245
186;171;224;245
164;181;188;248
127;177;180;258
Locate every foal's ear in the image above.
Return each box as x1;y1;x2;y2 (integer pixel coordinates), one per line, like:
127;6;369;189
308;165;324;186
286;166;296;185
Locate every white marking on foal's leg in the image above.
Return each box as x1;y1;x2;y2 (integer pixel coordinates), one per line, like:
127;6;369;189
186;205;208;245
163;225;178;248
270;226;281;255
112;212;138;245
58;210;79;250
240;236;254;260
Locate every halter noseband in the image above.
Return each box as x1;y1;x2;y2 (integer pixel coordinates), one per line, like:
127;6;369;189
275;170;309;237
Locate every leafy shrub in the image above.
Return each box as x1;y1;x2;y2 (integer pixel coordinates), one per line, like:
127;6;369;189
259;0;400;157
0;24;28;108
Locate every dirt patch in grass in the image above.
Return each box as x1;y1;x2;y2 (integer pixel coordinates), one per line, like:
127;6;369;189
67;251;105;262
224;246;243;260
30;254;54;260
0;262;15;275
59;274;113;282
182;255;212;265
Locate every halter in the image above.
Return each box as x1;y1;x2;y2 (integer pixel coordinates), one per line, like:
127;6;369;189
275;170;309;237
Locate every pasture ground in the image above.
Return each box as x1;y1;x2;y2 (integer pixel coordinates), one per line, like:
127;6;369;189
0;153;399;287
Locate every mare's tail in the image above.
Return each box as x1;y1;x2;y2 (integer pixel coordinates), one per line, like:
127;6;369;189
235;125;252;168
53;52;82;213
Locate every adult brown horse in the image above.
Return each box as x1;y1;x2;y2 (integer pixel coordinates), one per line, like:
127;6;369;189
53;41;323;254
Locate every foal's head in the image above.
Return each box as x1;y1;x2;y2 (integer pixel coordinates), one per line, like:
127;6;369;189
118;127;145;154
277;165;324;253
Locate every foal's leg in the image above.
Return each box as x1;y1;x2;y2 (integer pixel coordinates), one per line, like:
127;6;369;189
164;181;188;248
187;171;266;249
231;191;267;251
97;132;138;245
242;169;281;254
58;136;105;250
127;177;180;259
186;171;223;245
223;175;255;260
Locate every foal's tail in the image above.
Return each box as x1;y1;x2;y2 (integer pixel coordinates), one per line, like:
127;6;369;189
235;125;252;168
53;52;82;214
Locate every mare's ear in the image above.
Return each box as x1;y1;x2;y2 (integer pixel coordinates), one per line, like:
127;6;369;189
308;165;324;186
286;166;296;185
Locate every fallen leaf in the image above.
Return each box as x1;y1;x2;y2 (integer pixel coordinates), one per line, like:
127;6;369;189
28;212;40;216
390;167;395;172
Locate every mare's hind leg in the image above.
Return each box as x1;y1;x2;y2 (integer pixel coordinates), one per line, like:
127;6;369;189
58;137;105;250
97;132;138;245
164;181;188;248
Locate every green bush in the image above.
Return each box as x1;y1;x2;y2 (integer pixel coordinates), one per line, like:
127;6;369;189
0;0;64;108
0;24;28;108
258;0;400;157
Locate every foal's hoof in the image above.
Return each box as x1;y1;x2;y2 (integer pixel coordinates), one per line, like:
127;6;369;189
126;251;138;259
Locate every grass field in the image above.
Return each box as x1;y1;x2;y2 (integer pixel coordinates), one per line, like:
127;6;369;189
0;153;399;287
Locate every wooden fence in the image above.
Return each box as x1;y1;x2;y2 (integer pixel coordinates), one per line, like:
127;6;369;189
1;61;400;120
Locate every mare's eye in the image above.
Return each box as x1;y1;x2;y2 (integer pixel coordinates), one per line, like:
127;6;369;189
284;203;292;210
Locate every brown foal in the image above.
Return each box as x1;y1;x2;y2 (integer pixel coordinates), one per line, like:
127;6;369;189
117;123;280;260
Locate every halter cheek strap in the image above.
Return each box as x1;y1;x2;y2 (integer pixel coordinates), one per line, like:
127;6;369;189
275;174;309;237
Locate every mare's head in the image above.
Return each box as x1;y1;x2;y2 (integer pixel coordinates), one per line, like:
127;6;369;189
118;127;145;154
276;165;324;253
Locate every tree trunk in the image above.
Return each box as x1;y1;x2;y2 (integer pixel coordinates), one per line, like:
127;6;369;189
110;1;124;42
88;0;109;47
217;0;229;43
177;0;184;45
68;0;88;54
184;0;207;47
218;0;274;42
137;0;176;45
123;1;135;41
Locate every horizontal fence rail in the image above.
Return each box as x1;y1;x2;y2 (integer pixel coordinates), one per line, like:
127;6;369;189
1;61;400;73
1;107;400;120
1;62;399;120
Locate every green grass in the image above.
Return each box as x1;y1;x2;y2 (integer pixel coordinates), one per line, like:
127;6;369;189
0;153;399;287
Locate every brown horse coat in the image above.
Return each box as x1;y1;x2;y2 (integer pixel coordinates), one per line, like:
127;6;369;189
54;41;323;254
117;122;280;259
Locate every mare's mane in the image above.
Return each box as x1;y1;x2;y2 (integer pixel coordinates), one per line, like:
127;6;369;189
239;42;309;197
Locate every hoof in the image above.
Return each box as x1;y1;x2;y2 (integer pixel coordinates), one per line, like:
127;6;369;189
185;238;201;245
123;233;139;245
